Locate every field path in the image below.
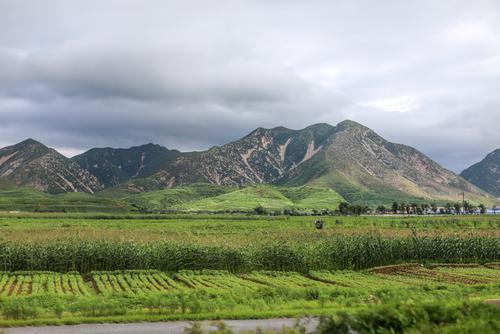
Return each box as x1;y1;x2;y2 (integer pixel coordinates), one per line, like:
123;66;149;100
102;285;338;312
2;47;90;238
1;318;319;334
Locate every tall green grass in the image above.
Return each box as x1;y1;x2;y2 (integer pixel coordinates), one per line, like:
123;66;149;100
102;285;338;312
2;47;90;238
0;235;497;273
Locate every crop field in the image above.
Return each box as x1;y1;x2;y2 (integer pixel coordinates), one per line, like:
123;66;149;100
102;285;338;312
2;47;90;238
0;213;498;273
0;212;498;330
0;272;91;297
0;264;498;327
0;213;499;243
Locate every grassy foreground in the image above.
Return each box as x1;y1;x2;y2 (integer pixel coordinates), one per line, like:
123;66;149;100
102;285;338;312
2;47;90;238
0;264;498;329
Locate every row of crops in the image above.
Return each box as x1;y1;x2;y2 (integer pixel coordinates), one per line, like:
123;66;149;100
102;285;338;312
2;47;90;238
1;265;499;297
0;266;497;325
0;272;92;297
0;235;498;272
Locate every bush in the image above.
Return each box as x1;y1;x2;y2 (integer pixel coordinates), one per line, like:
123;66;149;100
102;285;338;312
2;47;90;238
0;298;39;320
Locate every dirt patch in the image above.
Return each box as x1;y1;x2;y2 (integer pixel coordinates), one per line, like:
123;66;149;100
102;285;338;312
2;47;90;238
485;262;500;269
370;263;494;284
369;263;423;274
427;263;482;269
484;299;500;308
8;277;18;296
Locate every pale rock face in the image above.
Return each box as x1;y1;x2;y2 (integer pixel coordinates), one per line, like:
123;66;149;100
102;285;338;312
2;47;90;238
278;138;292;163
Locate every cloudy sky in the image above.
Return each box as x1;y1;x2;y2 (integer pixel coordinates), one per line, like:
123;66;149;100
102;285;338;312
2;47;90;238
0;0;499;172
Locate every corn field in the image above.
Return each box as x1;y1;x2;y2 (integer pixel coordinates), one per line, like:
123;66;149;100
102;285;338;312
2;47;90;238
0;234;498;273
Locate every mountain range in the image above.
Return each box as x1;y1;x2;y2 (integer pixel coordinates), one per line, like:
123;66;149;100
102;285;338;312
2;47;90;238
0;120;498;205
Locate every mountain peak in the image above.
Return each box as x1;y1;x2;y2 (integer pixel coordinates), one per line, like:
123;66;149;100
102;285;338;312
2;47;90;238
0;138;102;193
488;149;500;157
304;123;335;132
336;119;367;130
16;138;46;148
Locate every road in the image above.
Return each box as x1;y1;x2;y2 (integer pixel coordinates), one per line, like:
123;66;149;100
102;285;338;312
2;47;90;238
1;318;319;334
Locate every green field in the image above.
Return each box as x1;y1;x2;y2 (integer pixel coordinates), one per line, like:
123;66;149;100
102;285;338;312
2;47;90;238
0;264;499;331
0;212;498;331
0;214;498;273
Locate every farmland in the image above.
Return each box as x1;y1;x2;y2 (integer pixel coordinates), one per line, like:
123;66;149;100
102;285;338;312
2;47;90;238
0;212;499;330
0;264;499;330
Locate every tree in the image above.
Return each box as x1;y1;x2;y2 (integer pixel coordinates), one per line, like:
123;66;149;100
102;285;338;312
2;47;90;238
493;205;498;215
478;204;486;214
431;203;437;213
463;200;472;213
254;205;267;215
392;202;398;214
453;203;461;214
399;202;406;215
376;205;386;214
338;202;350;215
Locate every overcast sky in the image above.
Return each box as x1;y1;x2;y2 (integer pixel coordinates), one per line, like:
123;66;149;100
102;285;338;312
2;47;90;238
0;0;499;172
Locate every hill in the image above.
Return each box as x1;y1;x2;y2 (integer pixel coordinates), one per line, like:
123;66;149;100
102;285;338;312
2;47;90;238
125;183;236;211
460;149;500;197
0;185;127;213
125;183;345;212
0;139;102;193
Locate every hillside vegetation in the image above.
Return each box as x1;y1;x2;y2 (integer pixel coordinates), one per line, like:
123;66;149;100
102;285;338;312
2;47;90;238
125;184;345;212
0;181;127;213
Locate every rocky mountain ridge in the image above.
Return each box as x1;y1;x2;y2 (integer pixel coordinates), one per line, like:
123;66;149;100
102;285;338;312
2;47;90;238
1;121;496;205
0;139;102;193
461;149;500;197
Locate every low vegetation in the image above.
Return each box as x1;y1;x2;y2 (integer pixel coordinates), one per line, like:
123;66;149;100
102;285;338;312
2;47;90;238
125;184;345;213
0;211;497;329
0;184;127;213
0;265;498;328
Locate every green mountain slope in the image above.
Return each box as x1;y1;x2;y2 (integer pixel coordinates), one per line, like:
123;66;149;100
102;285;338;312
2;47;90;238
460;149;500;197
0;186;127;213
125;183;237;211
125;183;344;212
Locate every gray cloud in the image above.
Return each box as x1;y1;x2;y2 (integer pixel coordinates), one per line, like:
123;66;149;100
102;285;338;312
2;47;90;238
0;0;499;172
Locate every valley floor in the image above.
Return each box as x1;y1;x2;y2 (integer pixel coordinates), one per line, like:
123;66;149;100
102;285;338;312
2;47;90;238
0;213;498;332
0;264;499;329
